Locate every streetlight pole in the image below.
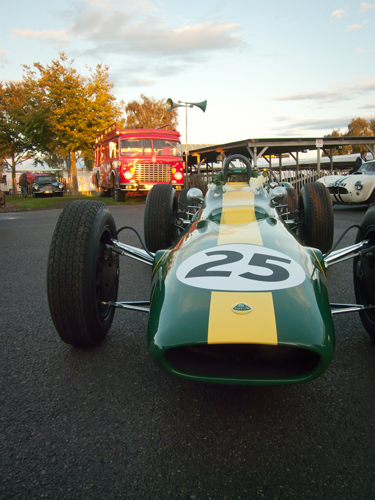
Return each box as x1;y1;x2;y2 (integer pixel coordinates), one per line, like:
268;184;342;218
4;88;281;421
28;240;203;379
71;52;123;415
166;98;207;188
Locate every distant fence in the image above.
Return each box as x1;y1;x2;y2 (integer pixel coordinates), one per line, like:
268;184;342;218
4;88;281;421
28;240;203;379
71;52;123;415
1;165;350;198
187;165;349;194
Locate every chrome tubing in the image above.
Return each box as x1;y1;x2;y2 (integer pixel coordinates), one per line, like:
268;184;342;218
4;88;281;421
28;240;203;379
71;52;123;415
331;303;374;315
109;240;155;266
324;240;370;267
104;301;150;313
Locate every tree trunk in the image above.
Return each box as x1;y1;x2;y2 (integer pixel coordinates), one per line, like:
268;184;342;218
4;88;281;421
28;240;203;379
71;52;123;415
11;155;17;197
71;151;78;195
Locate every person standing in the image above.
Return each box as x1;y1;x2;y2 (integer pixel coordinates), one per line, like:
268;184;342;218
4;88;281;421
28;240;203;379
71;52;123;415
351;150;367;174
18;172;29;197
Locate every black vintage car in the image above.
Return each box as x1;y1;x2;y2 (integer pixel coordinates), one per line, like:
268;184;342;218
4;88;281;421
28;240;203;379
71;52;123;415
32;175;64;198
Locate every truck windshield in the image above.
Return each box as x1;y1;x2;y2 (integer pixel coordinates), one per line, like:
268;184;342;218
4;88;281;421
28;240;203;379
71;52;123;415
120;139;152;156
153;140;182;157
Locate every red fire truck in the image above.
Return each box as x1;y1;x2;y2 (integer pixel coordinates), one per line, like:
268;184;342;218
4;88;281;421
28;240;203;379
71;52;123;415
94;123;184;201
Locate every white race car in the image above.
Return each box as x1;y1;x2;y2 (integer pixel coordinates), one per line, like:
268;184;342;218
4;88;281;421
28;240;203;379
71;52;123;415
318;160;375;204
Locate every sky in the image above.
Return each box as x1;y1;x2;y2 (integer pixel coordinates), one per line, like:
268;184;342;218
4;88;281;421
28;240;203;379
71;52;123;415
1;0;375;146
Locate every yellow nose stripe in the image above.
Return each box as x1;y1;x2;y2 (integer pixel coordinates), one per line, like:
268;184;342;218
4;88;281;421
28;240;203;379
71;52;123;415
218;189;262;246
207;185;277;345
207;291;277;344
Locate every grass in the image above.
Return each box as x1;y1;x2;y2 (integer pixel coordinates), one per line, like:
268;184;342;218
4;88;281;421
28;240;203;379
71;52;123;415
2;192;147;212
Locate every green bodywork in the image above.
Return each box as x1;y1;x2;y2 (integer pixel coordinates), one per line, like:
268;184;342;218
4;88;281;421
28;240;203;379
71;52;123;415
147;183;335;385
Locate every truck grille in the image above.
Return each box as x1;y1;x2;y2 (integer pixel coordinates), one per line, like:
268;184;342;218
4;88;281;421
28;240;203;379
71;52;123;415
134;163;171;182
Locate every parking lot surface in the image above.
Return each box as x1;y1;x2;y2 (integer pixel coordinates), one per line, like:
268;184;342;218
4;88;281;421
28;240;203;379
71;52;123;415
1;203;375;500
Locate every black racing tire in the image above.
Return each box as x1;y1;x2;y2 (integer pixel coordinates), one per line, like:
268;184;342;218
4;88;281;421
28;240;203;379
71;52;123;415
297;182;334;254
353;204;375;342
47;200;119;347
144;184;179;252
178;188;190;218
115;189;125;202
286;187;298;213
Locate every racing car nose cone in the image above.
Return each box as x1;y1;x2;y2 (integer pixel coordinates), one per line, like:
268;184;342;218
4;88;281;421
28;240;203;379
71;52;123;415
231;303;253;314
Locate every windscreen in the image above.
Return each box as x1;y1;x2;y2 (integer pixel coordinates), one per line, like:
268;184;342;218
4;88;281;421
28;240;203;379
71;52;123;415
120;139;152;156
359;161;375;174
153;140;182;157
35;176;57;184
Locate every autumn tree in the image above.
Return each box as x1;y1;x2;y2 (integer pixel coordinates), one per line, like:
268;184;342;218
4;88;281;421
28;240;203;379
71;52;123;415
124;94;179;130
346;117;373;153
23;53;121;193
323;129;351;155
0;80;51;194
325;117;374;155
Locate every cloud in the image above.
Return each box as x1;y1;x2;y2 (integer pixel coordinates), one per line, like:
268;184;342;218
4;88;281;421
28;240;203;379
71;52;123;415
12;28;69;42
359;2;375;13
12;2;245;59
275;80;375;104
69;11;244;57
330;7;348;20
347;23;364;31
272;116;354;135
360;102;375;108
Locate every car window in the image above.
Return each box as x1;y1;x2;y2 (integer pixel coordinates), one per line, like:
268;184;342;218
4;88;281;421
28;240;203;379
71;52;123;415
35;176;57;184
359;162;375;174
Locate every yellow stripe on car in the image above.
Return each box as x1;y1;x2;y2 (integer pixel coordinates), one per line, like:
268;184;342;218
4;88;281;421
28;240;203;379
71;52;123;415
208;291;277;344
217;186;262;246
208;183;278;345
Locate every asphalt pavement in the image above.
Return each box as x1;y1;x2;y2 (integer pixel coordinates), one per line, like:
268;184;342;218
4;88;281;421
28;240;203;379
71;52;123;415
1;202;375;500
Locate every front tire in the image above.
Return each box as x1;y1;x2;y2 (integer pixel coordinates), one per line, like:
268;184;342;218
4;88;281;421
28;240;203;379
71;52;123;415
353;204;375;341
297;183;334;253
144;184;180;252
47;200;119;347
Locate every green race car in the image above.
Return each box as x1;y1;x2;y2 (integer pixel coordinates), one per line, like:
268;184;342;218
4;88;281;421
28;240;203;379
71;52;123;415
47;155;375;385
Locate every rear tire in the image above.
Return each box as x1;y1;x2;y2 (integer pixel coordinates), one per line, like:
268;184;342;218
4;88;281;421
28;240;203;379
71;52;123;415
353;204;375;342
297;183;334;253
178;188;190;218
286;187;298;213
144;184;180;252
47;200;119;347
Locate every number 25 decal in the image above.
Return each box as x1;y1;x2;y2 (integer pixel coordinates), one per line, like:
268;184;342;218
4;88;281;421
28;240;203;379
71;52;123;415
176;244;306;292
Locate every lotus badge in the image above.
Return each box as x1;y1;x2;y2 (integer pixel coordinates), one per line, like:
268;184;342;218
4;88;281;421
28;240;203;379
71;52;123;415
231;303;253;314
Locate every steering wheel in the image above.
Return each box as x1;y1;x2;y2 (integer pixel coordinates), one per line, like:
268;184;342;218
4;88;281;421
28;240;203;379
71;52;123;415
222;154;253;183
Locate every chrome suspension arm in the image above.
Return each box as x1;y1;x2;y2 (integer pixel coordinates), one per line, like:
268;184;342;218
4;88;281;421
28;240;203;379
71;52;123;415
324;240;370;267
109;240;155;266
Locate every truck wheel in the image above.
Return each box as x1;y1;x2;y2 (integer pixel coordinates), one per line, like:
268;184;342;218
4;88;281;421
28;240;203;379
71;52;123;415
144;184;179;252
115;189;125;202
353;204;375;342
47;200;119;347
297;183;334;253
99;186;106;197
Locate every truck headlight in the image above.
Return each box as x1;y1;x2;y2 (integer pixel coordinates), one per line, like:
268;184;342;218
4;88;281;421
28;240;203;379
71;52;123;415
174;172;183;181
355;180;363;190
